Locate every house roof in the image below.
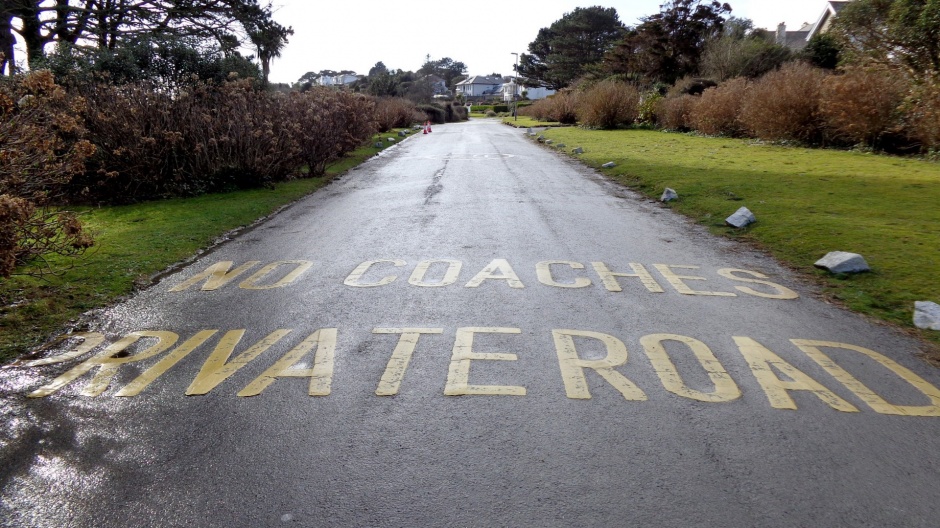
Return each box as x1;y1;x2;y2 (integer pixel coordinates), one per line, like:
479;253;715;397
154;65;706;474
456;76;501;86
807;1;853;41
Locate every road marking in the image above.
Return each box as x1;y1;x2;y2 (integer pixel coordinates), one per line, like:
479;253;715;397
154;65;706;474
591;262;665;293
408;260;463;287
552;329;647;401
464;259;525;289
654;265;737;297
10;332;105;367
344;260;406;287
717;269;800;300
401;154;516;160
239;260;313;290
793;340;940;416
24;328;940;417
536;261;592;288
444;327;526;396
735;337;859;412
169;259;800;301
117;330;218;397
238;329;337;397
170;261;260;291
641;334;741;403
187;329;293;395
373;328;444;396
29;331;179;398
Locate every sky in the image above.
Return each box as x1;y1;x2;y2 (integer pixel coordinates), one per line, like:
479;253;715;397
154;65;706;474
11;1;834;84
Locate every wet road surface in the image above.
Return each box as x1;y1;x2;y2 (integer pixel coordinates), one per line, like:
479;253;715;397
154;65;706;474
2;119;940;527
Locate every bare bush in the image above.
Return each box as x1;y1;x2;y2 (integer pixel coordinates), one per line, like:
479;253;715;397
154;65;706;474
73;81;377;199
739;62;828;142
519;98;553;121
906;78;940;151
577;79;641;129
374;97;423;132
0;71;95;277
655;94;700;131
818;67;906;146
690;77;749;136
546;91;580;124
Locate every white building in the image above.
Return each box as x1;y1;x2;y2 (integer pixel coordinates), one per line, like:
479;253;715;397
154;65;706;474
455;76;502;98
318;73;361;87
502;81;556;101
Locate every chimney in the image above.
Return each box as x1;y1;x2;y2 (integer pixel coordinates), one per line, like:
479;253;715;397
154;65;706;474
776;23;787;46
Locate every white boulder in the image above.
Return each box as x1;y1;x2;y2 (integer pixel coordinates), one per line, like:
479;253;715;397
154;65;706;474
914;301;940;330
725;207;756;228
814;252;870;274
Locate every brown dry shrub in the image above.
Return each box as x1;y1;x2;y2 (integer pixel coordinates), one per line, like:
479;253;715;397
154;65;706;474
537;91;580;124
655;94;700;131
0;71;94;277
819;67;906;146
74;82;377;199
0;196;93;277
739;62;828;142
903;79;940;151
577;79;641;129
689;77;749;136
374;97;423;132
519;97;553;121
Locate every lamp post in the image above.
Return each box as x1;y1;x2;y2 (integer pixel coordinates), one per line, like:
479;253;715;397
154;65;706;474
511;52;519;122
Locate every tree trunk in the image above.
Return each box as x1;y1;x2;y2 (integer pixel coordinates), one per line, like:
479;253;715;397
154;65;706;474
0;11;16;75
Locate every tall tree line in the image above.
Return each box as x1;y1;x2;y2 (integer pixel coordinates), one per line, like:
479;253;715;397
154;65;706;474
1;0;291;82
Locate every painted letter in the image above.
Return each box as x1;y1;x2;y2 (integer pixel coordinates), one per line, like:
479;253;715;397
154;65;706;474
654;265;736;297
373;328;444;395
552;329;647;401
641;334;740;402
29;331;179;397
591;262;664;293
735;336;857;412
169;261;261;292
536;261;591;288
444;327;526;395
465;259;524;288
344;260;406;287
793;340;940;416
409;260;462;287
717;269;799;300
239;260;313;290
186;329;292;395
238;329;338;397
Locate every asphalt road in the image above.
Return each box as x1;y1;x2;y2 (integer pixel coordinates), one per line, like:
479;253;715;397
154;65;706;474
2;119;940;527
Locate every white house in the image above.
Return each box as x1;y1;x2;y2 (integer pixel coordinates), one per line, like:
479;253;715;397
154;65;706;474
455;76;502;98
773;1;852;50
318;73;361;87
502;81;556;101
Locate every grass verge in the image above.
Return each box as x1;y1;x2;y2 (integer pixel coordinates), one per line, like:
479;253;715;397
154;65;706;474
501;116;564;128
0;131;408;363
538;127;940;351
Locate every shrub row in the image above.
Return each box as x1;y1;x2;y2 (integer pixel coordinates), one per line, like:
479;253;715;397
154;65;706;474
65;81;378;200
0;71;95;277
519;63;940;152
0;71;398;277
654;63;938;151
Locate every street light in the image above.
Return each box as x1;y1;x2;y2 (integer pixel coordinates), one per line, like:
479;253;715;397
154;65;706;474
511;52;519;122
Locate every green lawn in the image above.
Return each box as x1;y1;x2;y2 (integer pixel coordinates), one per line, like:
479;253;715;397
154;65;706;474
0;132;407;363
501;116;564;128
538;128;940;350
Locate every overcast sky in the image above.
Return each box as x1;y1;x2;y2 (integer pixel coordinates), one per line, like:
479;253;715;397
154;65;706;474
266;0;829;84
12;1;833;84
